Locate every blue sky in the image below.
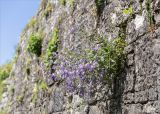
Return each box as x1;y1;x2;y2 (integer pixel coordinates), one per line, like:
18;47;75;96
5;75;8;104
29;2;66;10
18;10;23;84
0;0;40;65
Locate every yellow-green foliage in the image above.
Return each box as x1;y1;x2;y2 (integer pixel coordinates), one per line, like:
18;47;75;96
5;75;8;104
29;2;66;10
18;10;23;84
40;80;48;91
14;44;21;63
69;0;74;8
87;36;127;79
17;95;24;103
44;2;53;17
0;62;12;81
45;28;59;68
29;18;37;27
31;80;48;103
16;87;26;103
0;108;8;114
27;33;43;56
32;83;39;103
25;18;37;30
0;62;13;100
0;82;6;101
123;6;133;15
146;0;154;26
60;0;66;6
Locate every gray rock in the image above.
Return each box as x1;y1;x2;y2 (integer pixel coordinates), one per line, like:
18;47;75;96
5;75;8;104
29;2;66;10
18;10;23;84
1;0;160;114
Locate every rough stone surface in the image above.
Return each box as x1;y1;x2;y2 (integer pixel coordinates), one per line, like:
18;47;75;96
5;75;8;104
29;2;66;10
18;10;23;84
0;0;160;114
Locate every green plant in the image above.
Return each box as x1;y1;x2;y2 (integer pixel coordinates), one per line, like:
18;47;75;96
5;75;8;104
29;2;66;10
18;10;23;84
14;44;21;63
44;2;53;17
87;37;127;79
60;0;66;6
146;0;155;32
0;63;12;81
17;87;26;103
0;108;8;114
0;81;6;101
27;33;43;56
25;18;37;30
29;18;37;27
69;0;75;8
123;6;133;15
17;95;24;103
32;83;39;103
40;80;48;91
95;0;105;16
45;28;59;68
140;0;143;15
0;62;13;100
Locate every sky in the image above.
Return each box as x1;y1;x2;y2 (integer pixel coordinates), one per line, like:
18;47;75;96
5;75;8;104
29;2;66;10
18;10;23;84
0;0;40;65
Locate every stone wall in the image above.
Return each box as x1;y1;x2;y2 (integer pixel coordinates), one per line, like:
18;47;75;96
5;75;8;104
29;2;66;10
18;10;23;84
0;0;160;114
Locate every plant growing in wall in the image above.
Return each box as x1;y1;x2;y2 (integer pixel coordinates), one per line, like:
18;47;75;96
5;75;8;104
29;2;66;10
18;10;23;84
51;35;127;96
60;0;66;6
146;0;155;32
32;83;39;103
94;37;127;79
25;18;37;30
69;0;75;8
95;0;106;16
40;80;48;91
14;44;21;63
45;28;59;68
29;18;37;27
27;33;43;57
44;2;53;18
16;87;26;104
123;6;133;15
86;36;127;82
0;108;8;114
0;62;13;100
31;80;48;103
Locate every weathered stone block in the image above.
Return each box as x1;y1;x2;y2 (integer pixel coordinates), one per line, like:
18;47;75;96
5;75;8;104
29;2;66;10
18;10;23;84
123;93;134;104
127;54;134;66
122;104;142;114
148;88;158;101
134;91;148;103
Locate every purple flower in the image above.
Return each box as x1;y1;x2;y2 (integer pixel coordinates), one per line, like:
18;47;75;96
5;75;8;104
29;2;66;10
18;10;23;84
92;61;98;68
76;69;81;76
90;66;95;72
85;63;91;69
80;68;86;75
60;64;65;70
69;71;76;77
79;64;84;69
52;73;57;80
79;74;85;81
93;44;100;51
61;69;69;78
66;78;75;92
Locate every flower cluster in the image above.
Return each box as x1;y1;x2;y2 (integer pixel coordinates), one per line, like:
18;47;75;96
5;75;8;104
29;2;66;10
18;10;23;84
50;35;127;97
51;58;99;96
